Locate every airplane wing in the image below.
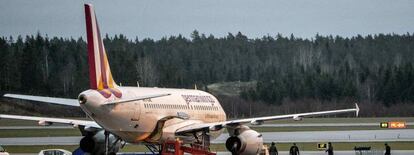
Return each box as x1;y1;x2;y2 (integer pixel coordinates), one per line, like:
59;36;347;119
4;94;79;107
0;114;101;128
176;103;359;134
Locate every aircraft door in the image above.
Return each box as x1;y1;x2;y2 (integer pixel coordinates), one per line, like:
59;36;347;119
131;101;140;122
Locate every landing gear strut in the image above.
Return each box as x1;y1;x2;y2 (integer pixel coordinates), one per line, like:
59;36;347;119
104;130;109;155
191;129;211;151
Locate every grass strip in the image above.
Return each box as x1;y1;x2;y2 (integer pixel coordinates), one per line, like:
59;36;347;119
0;129;81;137
1;125;413;138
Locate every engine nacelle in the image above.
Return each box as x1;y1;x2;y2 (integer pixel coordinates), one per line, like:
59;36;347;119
80;130;121;155
225;127;263;155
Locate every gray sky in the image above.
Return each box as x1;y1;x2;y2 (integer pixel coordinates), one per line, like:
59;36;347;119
1;0;413;40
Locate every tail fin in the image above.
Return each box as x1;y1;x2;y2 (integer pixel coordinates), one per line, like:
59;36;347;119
84;4;121;98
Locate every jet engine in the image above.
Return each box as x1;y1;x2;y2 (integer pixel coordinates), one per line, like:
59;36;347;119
225;126;263;155
79;130;121;155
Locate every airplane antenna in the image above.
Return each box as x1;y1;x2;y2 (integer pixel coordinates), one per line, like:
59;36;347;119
194;84;197;90
137;81;140;87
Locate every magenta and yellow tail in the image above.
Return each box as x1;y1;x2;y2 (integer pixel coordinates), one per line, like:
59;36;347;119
84;4;121;98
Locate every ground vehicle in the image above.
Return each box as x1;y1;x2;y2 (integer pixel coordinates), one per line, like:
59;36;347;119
0;146;9;155
38;149;72;155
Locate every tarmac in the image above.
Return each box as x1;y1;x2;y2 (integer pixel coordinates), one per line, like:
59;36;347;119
214;129;414;143
1;129;413;145
2;126;414;155
12;150;414;155
257;122;414;127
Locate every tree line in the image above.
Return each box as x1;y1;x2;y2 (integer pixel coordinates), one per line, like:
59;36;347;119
0;31;413;116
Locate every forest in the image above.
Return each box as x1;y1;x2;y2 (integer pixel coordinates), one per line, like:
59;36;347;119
0;31;413;117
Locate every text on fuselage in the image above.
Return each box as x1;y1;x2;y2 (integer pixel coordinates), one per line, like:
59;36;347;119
181;95;215;105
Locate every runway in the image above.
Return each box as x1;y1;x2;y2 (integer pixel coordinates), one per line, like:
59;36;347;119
257;122;414;127
218;151;414;155
216;150;414;155
1;129;413;145
213;129;414;143
0;136;82;145
12;150;414;155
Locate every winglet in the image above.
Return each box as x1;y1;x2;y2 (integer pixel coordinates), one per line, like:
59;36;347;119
355;103;360;117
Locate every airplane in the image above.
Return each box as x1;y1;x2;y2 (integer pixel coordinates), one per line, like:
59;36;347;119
0;4;360;155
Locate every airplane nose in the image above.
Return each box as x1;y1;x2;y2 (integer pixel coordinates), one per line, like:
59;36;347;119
78;94;87;104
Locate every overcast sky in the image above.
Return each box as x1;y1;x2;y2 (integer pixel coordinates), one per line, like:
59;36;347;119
1;0;413;40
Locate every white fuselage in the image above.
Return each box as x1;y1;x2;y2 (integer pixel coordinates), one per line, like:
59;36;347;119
79;87;227;143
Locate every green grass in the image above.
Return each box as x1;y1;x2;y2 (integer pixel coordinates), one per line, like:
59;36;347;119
0;119;40;126
264;117;414;124
0;117;413;138
1;115;412;126
3;142;414;153
251;125;414;132
2;125;412;138
207;81;257;96
2;145;80;153
0;129;81;137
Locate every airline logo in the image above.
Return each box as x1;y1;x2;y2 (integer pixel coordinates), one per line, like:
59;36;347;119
84;4;121;98
181;95;215;105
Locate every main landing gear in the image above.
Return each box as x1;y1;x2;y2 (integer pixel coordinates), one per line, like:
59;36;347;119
103;130;120;155
104;131;109;155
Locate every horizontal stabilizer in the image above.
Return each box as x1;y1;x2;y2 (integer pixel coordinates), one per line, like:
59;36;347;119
104;93;171;105
3;94;79;107
0;114;100;128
